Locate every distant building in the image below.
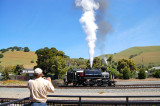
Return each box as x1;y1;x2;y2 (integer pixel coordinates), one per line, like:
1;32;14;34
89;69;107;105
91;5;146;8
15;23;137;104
152;66;160;70
22;68;34;79
0;73;3;80
23;68;34;74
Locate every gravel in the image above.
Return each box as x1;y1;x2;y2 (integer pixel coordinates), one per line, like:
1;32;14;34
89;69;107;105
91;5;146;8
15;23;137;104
0;87;160;99
1;80;160;100
116;80;160;85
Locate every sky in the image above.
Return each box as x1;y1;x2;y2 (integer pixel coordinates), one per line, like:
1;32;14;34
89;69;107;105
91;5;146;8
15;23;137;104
0;0;160;59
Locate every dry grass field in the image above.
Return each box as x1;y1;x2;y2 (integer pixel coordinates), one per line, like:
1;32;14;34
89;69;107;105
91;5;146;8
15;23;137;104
0;46;160;69
0;51;37;68
110;46;160;65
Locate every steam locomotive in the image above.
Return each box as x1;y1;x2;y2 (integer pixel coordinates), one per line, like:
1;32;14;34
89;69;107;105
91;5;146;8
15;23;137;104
63;68;116;86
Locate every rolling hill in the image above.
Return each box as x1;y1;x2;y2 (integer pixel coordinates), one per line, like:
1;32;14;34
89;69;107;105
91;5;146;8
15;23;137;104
106;46;160;66
0;46;160;68
0;51;37;68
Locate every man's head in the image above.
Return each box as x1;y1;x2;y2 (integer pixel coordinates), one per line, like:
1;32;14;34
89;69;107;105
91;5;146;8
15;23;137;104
34;68;43;78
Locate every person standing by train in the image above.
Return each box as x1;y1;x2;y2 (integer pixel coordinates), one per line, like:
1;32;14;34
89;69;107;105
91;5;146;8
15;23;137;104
28;68;55;106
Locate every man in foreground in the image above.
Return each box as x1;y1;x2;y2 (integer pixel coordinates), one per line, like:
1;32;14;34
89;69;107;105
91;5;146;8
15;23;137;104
28;68;55;106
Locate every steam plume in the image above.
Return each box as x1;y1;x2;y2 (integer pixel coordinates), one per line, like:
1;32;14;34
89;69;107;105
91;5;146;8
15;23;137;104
96;0;113;55
102;55;108;66
75;0;99;68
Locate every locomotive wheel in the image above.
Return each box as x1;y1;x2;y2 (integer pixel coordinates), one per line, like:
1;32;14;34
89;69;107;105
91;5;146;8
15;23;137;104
89;84;94;86
73;83;77;86
108;82;112;86
65;82;68;86
97;81;103;86
82;83;87;86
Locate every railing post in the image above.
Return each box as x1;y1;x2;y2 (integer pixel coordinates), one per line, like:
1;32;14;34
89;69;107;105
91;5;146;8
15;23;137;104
126;96;129;106
79;96;81;106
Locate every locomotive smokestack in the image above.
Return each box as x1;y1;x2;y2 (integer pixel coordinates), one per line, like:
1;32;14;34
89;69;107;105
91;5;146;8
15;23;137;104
75;0;99;68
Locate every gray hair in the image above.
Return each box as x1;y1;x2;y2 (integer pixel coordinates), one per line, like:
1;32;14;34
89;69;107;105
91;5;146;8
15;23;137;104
34;73;41;78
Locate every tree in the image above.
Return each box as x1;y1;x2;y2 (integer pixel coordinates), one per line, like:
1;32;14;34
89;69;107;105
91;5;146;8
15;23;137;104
30;60;34;63
138;68;146;79
79;65;87;69
117;60;129;73
69;58;87;68
86;60;91;68
79;57;84;59
110;67;119;78
155;70;160;78
92;57;101;69
0;54;4;58
13;46;20;51
24;47;30;52
129;54;137;59
117;59;136;73
35;47;67;77
123;67;130;79
14;65;23;75
2;67;10;80
0;49;8;53
107;55;113;65
0;65;3;73
51;56;67;77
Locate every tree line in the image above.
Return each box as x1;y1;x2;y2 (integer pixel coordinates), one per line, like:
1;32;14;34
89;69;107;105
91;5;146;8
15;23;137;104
1;46;160;80
0;46;30;53
0;46;30;60
34;47;160;80
0;65;24;80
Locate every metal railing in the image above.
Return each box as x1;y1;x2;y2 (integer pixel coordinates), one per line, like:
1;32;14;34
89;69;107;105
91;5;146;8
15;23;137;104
1;95;160;106
47;95;160;106
0;97;30;106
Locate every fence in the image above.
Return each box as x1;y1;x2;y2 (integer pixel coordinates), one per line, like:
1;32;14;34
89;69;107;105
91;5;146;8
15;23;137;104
1;95;160;106
0;97;30;106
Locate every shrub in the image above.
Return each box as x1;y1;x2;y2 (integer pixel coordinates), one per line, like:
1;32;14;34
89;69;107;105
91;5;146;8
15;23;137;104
1;49;8;53
138;68;146;79
0;54;3;58
123;67;130;79
110;67;119;78
118;73;123;79
14;65;24;75
0;65;3;72
78;65;87;69
131;71;138;78
155;70;160;78
30;60;34;63
2;67;10;80
24;47;30;52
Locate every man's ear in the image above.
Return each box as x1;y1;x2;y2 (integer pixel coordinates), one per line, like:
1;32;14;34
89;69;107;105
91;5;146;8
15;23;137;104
40;73;43;77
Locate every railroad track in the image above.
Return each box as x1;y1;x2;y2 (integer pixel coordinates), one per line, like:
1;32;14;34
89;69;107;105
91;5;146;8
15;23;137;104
1;84;160;89
58;84;160;89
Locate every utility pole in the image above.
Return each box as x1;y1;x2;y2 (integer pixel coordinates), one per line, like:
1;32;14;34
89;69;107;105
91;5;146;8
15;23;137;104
141;56;144;68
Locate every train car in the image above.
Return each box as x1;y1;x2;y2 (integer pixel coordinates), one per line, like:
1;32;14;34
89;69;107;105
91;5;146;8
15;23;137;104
63;68;116;86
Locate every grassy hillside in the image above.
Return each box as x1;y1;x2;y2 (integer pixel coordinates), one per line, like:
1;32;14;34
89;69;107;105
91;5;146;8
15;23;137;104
110;46;160;66
0;51;37;68
0;46;160;68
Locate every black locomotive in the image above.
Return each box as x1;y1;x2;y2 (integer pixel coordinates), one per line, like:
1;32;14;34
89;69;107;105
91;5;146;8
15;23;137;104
63;68;116;86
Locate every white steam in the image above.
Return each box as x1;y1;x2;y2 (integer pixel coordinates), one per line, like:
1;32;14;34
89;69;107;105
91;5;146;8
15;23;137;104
75;0;99;68
102;56;108;66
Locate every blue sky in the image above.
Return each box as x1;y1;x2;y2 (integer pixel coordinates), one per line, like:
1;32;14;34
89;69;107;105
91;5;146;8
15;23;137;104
0;0;160;59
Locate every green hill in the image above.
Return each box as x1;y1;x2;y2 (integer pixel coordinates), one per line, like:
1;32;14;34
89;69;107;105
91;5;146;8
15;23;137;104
107;46;160;66
0;46;160;68
0;51;37;68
